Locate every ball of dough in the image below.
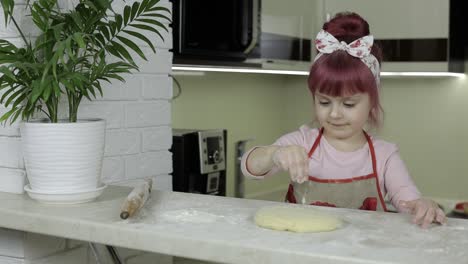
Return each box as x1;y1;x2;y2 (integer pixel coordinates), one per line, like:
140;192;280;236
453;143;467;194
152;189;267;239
254;206;342;233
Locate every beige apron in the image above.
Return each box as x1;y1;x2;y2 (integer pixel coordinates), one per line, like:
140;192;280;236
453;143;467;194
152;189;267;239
285;128;387;212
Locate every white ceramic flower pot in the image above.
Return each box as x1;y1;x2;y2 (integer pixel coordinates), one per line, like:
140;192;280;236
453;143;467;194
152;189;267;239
20;119;106;193
0;168;26;194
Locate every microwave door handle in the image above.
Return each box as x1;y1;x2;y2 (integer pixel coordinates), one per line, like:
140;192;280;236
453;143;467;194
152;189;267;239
239;0;249;47
243;0;259;54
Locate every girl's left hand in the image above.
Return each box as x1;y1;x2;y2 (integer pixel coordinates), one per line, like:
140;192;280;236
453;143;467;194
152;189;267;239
399;198;447;229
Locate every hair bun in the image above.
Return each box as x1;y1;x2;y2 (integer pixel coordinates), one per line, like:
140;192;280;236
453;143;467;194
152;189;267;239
323;12;370;43
323;12;382;62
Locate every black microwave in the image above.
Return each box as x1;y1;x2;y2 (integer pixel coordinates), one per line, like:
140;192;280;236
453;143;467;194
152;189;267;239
171;0;261;62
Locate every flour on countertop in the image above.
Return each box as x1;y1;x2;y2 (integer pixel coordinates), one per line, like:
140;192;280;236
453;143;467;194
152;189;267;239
162;209;222;223
119;196;252;226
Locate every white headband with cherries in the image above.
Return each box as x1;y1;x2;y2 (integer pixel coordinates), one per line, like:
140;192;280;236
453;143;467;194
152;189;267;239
313;30;380;85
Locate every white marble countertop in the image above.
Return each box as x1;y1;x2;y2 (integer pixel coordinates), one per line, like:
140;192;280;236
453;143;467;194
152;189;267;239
0;186;467;264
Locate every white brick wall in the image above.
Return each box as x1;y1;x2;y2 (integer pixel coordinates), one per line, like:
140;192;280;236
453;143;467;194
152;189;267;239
0;1;173;262
0;137;23;168
0;0;174;193
0;108;20;136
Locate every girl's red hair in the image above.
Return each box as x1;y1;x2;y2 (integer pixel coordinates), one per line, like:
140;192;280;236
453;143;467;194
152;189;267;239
308;12;383;128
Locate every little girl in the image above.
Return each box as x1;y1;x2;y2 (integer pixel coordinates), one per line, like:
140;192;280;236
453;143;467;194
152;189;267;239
241;12;446;229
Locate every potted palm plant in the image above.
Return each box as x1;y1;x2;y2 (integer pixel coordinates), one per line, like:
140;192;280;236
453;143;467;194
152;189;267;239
0;0;170;203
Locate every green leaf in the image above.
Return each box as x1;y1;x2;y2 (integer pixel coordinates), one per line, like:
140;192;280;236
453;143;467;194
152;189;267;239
137;0;150;16
83;1;98;11
109;21;117;36
93;82;103;97
72;33;86;49
0;107;17;125
0;55;20;64
122;30;156;53
83;93;92;101
130;24;165;41
88;84;97;98
12;93;26;109
0;39;18;53
52;79;61;97
30;81;45;104
135;18;168;32
94;0;112;11
0;0;14;25
4;87;22;107
34;34;55;52
99;77;111;83
99;25;111;41
0;86;17;103
30;7;46;30
110;61;137;70
0;66;17;81
105;44;124;60
70;11;84;31
147;0;161;7
104;73;125;82
123;5;131;25
141;13;171;23
31;1;53;31
51;23;65;41
109;41;135;64
50;43;65;80
116;36;146;60
130;2;140;20
60;78;74;93
147;6;171;14
11;106;23;123
65;37;76;61
94;33;106;48
42;83;52;101
115;14;123;30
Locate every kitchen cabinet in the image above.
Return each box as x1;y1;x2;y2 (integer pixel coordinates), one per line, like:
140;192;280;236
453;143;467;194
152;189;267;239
173;0;467;75
252;0;320;62
323;0;453;72
323;0;448;39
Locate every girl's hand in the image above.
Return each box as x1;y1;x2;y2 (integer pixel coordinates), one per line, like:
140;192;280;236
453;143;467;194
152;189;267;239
399;198;447;229
272;145;308;183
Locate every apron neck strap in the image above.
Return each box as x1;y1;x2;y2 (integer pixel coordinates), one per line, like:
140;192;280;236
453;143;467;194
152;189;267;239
308;127;324;157
363;130;377;173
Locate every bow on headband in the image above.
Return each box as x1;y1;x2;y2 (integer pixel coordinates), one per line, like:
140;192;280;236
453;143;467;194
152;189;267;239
313;30;380;85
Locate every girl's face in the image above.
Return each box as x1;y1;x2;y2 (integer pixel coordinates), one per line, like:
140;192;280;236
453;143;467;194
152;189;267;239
314;92;371;140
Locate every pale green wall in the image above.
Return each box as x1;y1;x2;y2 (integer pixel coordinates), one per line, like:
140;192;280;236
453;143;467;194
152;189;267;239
172;73;468;201
282;75;468;201
171;73;291;198
379;77;468;200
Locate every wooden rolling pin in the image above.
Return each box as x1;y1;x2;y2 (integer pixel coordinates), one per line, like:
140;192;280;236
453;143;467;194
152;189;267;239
120;178;153;219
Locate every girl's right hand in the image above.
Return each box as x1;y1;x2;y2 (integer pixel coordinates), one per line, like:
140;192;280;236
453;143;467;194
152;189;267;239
272;145;309;183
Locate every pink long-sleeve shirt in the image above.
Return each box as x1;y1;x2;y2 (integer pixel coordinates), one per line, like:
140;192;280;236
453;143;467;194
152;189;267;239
241;125;421;212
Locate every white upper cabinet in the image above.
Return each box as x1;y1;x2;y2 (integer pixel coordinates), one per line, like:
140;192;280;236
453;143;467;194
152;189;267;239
324;0;449;39
322;0;454;72
261;0;318;39
171;0;465;74
323;0;449;39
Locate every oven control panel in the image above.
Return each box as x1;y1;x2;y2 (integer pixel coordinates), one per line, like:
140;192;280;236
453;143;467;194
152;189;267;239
198;130;226;174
